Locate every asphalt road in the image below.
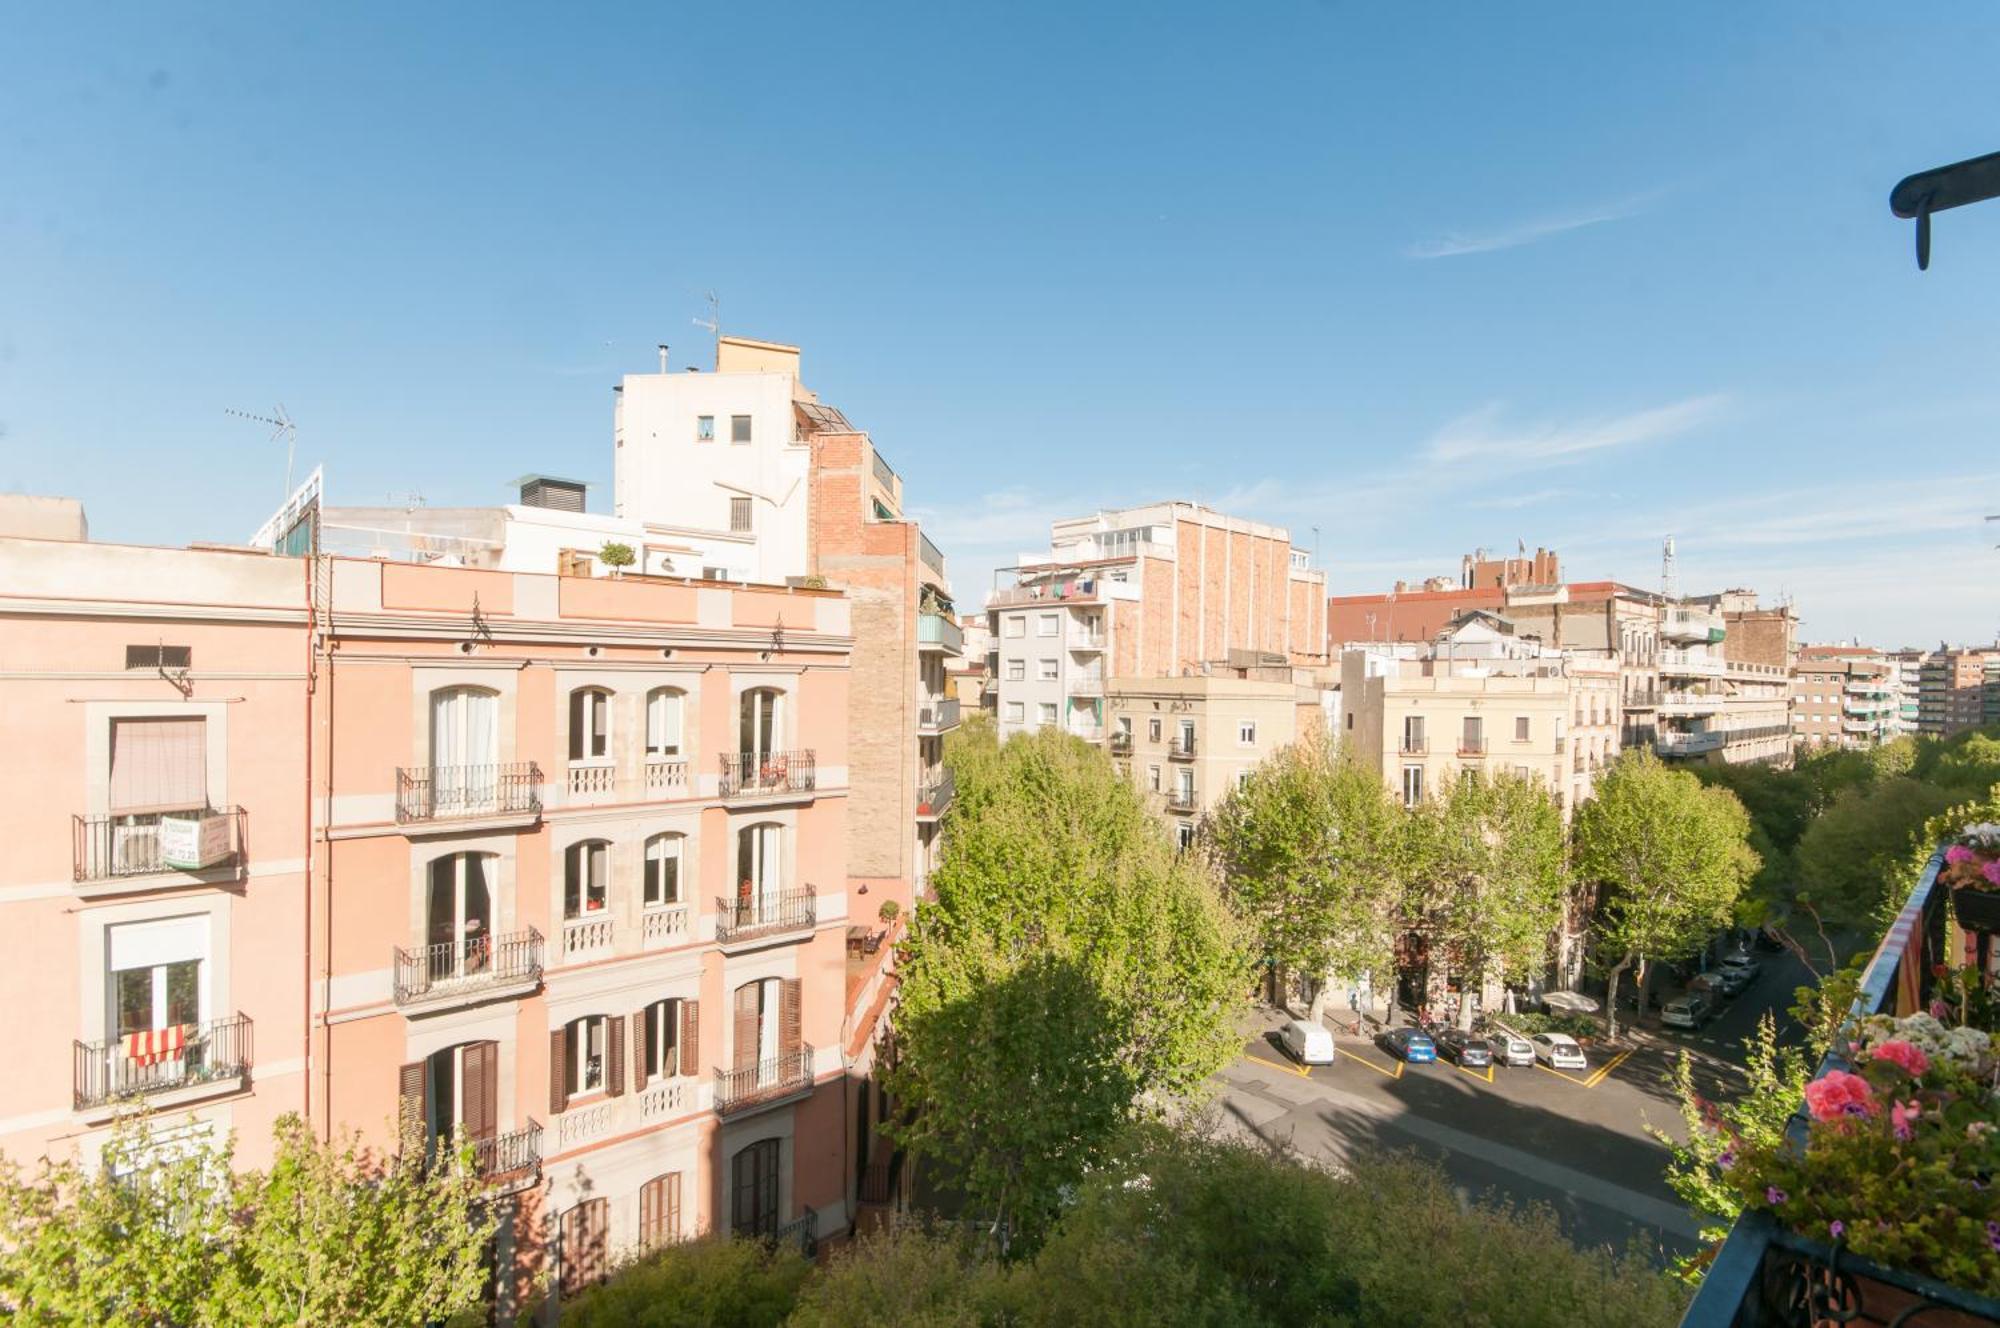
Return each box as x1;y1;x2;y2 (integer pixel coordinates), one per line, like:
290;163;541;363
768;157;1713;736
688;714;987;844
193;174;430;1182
1211;951;1810;1267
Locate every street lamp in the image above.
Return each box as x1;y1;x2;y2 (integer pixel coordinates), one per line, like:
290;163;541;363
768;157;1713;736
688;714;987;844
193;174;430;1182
1890;149;2000;270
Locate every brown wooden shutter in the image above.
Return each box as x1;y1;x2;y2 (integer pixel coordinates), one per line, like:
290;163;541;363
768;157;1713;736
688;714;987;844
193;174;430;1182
549;1026;569;1115
733;984;759;1073
462;1042;498;1141
779;978;802;1059
605;1014;625;1098
679;999;699;1076
665;1171;681;1243
640;1177;659;1249
398;1060;428;1147
631;1011;649;1092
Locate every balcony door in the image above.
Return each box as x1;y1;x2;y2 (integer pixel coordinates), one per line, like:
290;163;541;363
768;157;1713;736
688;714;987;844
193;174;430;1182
108;915;208;1042
426;853;493;979
731;977;799;1084
730;1138;781;1239
430;687;497;809
400;1040;498;1152
739;688;782;763
735;823;783;919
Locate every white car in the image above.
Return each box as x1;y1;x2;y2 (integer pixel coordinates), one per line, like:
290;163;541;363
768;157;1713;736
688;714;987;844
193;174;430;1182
1278;1018;1336;1066
1485;1030;1537;1067
1718;953;1762;986
1530;1032;1588;1071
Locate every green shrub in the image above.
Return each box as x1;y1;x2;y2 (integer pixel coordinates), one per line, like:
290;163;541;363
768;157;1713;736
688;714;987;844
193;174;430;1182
560;1237;809;1327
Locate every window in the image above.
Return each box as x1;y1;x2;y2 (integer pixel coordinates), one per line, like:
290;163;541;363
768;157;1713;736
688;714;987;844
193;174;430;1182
1004;616;1025;639
401;1040;498;1156
638;998;689;1081
429;687;498;781
1005;658;1025;681
1115;717;1132;740
1177;769;1194;800
560;1197;610;1293
646;689;684;758
731;1138;782;1238
1149;764;1162;792
1515;765;1532;779
1175;823;1196;851
730;414;752;444
1037;658;1058;681
729;496;752;533
564;1014;612;1097
109;717;208;816
125;644;192;671
426;853;493;977
1238;720;1257;746
696;415;715;442
1402;716;1426;751
734;823;783;918
1178;719;1195;750
1346;711;1355;730
1401;764;1425;807
1037;702;1057;724
568;688;610;761
640;1173;683;1251
1004;700;1024;723
739;688;782;760
1461;716;1484;751
1148;718;1162;743
109;915;207;1040
1237;770;1251;790
564;840;609;917
1037;614;1058;637
731;977;799;1082
643;834;682;907
1515;716;1531;742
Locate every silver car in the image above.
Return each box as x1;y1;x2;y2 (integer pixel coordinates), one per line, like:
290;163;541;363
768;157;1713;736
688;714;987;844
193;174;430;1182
1661;991;1715;1030
1485;1030;1536;1067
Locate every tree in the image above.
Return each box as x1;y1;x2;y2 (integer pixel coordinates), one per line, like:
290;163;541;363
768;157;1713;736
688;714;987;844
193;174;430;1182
1572;750;1758;1038
1203;740;1406;1022
889;727;1248;1251
0;1113;493;1326
597;542;636;572
1793;776;1955;937
1404;769;1567;1026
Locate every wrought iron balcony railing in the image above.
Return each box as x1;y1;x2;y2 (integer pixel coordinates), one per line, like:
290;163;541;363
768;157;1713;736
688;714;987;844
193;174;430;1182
1168;735;1197;760
393;928;543;1006
75;1013;252;1111
1458;736;1488;756
917;769;955;820
396;762;542;823
473;1121;543;1191
774;1205;819;1258
73;807;246;882
1108;730;1133;754
714;1047;815;1115
718;750;817;799
715;888;817;944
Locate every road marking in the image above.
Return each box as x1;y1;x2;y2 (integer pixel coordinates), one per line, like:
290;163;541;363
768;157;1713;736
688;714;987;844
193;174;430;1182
1244;1052;1312;1079
1584;1048;1634;1088
1451;1062;1495;1084
1534;1062;1595;1087
1338;1047;1403;1079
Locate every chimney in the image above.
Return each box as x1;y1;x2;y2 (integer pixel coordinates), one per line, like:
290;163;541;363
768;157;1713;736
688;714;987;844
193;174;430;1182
657;344;670;373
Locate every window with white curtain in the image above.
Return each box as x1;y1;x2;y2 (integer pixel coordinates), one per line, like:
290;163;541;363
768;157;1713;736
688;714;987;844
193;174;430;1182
646;689;684;758
734;823;782;915
569;689;611;761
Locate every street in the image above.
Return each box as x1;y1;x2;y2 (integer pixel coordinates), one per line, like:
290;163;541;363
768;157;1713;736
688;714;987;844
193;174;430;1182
1211;949;1810;1266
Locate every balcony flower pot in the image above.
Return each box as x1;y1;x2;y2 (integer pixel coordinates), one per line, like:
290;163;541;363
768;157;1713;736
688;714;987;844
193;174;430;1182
1951;884;2000;933
1940;825;2000;932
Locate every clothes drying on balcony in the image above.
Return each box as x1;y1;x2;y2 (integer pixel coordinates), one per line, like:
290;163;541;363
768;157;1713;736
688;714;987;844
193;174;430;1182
125;1023;190;1068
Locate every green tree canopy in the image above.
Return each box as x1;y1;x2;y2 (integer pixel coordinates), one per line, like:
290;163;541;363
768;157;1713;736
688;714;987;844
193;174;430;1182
1793;775;1956;936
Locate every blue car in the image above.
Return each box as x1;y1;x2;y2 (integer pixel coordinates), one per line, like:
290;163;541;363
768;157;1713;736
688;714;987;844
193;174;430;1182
1378;1027;1436;1063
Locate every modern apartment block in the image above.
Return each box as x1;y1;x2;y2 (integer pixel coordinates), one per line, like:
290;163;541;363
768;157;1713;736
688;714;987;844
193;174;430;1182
988;502;1326;744
1792;646;1897;750
1652;598;1794;766
1918;646;1999;738
0;535;310;1175
1105;668;1316;847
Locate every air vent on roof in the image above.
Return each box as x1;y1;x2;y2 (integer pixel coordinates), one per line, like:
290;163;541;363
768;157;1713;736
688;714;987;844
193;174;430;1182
518;476;587;512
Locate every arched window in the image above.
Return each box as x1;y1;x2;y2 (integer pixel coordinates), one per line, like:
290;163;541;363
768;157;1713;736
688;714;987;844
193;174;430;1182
731;1138;781;1238
569;687;612;762
646;688;684;759
426;852;494;978
644;834;683;908
738;688;782;760
564;840;610;918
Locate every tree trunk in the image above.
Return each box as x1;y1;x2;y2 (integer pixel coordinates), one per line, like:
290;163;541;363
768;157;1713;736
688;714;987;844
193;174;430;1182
1604;952;1635;1040
1457;987;1476;1030
1306;969;1333;1025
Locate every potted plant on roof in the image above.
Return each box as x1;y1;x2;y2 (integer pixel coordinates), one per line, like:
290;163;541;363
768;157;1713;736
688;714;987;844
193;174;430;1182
1940;823;2000;933
598;541;636;578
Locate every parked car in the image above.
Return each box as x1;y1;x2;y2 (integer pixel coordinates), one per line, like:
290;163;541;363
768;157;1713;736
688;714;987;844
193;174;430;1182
1661;991;1716;1030
1530;1032;1588;1071
1278;1018;1336;1066
1483;1029;1537;1067
1719;953;1762;986
1708;963;1753;997
1687;972;1727;1001
1753;927;1787;953
1379;1027;1437;1063
1433;1027;1492;1067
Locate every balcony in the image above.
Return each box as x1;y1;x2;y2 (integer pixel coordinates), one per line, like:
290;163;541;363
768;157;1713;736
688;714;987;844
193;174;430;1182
1677;849;2000;1327
918;611;964;656
1457;736;1488;757
562;914;615;959
1659;691;1725;715
644;759;690;796
918;697;962;735
715;887;817;946
1400;734;1430;755
72;807;246;891
916;769;955;822
566;762;616;802
1662;606;1724;643
774;1206;819;1259
987;577;1101;609
1655;730;1726;756
1067;670;1105;697
1108;730;1133;755
1658;648;1725;678
918;531;946;583
473;1121;543;1195
393;928;544;1008
74;1013;251;1116
1166;790;1199;814
395;762;542;829
718;750;816;801
1069;626;1106;651
1169;734;1197;761
714;1046;816;1116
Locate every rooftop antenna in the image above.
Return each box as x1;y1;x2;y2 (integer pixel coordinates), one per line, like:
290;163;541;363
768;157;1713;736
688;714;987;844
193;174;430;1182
226;405;297;505
1661;534;1679;603
693;291;720;366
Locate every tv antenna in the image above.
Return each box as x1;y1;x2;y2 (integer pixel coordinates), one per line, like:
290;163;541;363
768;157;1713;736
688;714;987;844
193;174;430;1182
1661;534;1679;603
693;291;720;363
226;405;298;504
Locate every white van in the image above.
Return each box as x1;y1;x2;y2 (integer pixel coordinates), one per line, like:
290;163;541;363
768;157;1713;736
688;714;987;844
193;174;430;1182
1279;1018;1336;1065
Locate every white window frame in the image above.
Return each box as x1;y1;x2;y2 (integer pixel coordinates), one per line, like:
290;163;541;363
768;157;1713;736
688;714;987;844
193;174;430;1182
646;688;684;759
1037;702;1057;725
644;833;683;908
566;1014;608;1097
1238;720;1256;746
1037;658;1058;681
1036;614;1059;638
569;688;611;762
696;415;716;442
1005;658;1025;682
1004;701;1024;723
1004;616;1025;639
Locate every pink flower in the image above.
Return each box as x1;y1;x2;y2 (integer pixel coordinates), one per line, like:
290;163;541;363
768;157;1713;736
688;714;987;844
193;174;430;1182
1804;1070;1877;1122
1869;1040;1931;1078
1983;859;2000;887
1946;845;1976;865
1891;1100;1921;1141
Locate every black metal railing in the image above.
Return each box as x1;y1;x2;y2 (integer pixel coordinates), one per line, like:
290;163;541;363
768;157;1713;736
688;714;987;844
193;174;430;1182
1677;848;2000;1326
714;1047;815;1114
1108;731;1133;754
395;762;542;823
1169;735;1197;760
719;750;817;799
1400;735;1430;755
1166;790;1198;813
919;697;961;733
73;807;246;882
715;888;816;943
74;1013;252;1111
917;770;955;820
774;1205;818;1259
393;928;543;1005
473;1121;543;1188
859;1149;905;1206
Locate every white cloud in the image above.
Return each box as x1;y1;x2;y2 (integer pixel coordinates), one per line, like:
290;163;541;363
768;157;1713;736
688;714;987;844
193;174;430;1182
1404;192;1661;259
1424;394;1726;466
1464;487;1585;510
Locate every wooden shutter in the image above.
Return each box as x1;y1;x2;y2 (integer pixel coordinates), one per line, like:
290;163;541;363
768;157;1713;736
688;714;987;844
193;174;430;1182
640;1177;660;1249
680;999;699;1075
779;978;802;1059
462;1042;497;1141
549;1026;569;1115
733;984;759;1073
398;1060;428;1147
631;1011;649;1092
109;717;208;814
665;1171;682;1244
605;1014;625;1098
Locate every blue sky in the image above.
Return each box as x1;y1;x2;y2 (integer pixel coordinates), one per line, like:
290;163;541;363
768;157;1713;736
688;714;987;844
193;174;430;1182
4;4;1998;646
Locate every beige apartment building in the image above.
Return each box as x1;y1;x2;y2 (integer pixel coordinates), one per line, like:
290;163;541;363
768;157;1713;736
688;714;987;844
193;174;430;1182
988;502;1326;745
1919;646;1999;737
1793;646;1897;750
1652;597;1794;767
1104;670;1313;848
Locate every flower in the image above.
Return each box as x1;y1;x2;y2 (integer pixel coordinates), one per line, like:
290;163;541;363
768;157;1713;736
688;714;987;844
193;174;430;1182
1804;1070;1877;1122
1983;859;2000;887
1766;1186;1788;1206
1717;1149;1736;1170
1989;1222;2000;1254
1829;1220;1846;1240
1932;999;1951;1020
1871;1040;1931;1078
1946;845;1976;865
1892;1100;1921;1141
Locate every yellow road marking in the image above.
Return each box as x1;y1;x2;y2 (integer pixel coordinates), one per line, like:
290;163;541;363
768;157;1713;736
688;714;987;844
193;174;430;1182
1244;1052;1312;1079
1534;1061;1595;1087
1452;1061;1495;1084
1584;1048;1634;1088
1338;1047;1403;1079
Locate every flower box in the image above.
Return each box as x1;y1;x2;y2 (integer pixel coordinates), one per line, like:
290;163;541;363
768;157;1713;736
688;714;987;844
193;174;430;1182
1950;885;2000;933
